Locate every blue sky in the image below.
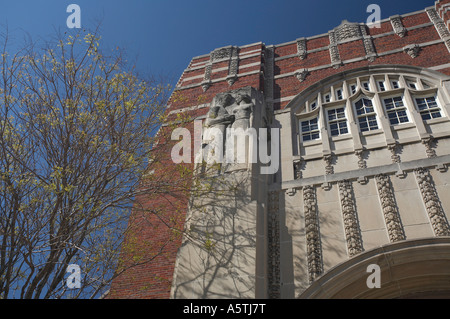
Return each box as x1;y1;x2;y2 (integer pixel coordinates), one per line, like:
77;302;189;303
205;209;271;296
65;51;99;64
1;0;432;87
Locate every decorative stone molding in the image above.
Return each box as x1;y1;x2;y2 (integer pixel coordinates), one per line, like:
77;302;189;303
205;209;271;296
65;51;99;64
388;143;401;163
375;174;406;243
303;185;323;283
403;44;420;58
263;46;274;111
201;63;213;92
268;190;281;299
355;149;367;169
426;8;450;53
414;168;450;237
294;69;309;82
227;47;239;86
421;137;436;158
323;154;334;175
390;15;407;38
333;20;367;43
338;180;363;257
296;37;307;60
427;8;450;38
293;159;303;180
363;36;377;62
210;46;233;61
328;31;342;69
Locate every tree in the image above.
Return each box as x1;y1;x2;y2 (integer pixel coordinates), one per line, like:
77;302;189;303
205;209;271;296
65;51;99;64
0;27;175;298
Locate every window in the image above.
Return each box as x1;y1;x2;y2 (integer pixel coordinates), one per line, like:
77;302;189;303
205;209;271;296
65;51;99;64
408;81;417;89
383;96;409;125
391;80;400;89
354;97;378;132
323;93;331;103
350;84;357;95
378;81;386;92
362;81;371;91
415;96;442;120
336;88;343;100
327;107;348;136
300;118;320;141
310;100;317;110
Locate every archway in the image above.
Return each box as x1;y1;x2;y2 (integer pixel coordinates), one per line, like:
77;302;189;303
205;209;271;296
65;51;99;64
299;237;450;299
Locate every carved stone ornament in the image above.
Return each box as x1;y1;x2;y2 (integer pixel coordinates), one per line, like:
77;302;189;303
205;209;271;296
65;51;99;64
388;143;401;163
415;168;450;237
403;44;420;58
363;36;377;62
338;180;363;257
294;69;309;82
421;137;436;158
323;154;334;175
296;38;307;60
354;149;367;169
303;185;323;283
293;159;303;180
390;15;407;38
202;63;213;92
375;174;405;242
210;47;233;61
268;190;281;299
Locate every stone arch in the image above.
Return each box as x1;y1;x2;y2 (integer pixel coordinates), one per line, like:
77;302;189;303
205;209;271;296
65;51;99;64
299;237;450;299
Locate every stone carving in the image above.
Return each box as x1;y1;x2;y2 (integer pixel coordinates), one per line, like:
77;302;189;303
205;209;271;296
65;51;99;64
264;46;275;112
294;69;309;82
390;15;407;37
268;190;280;299
363;36;377;62
403;44;420;58
205;94;234;128
200;90;255;173
334;20;365;42
227;47;239;86
296;38;307;60
338;180;363;257
230;94;252;131
375;174;405;242
328;31;342;69
426;8;450;40
388;143;401;163
323;154;334;175
415;168;450;236
202;63;213;92
210;47;233;61
355;149;367;169
303;185;323;283
421;137;436;158
293;159;303;179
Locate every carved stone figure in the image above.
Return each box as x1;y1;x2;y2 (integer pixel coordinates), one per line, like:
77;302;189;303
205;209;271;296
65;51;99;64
230;93;253;131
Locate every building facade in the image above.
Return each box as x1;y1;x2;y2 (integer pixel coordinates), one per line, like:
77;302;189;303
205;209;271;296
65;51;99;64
109;1;450;298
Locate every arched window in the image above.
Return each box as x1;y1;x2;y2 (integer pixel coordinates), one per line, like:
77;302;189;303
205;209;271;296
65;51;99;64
354;97;378;132
292;65;450;154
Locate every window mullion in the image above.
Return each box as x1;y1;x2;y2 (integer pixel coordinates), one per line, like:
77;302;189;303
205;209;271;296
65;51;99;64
373;92;395;143
404;88;429;138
